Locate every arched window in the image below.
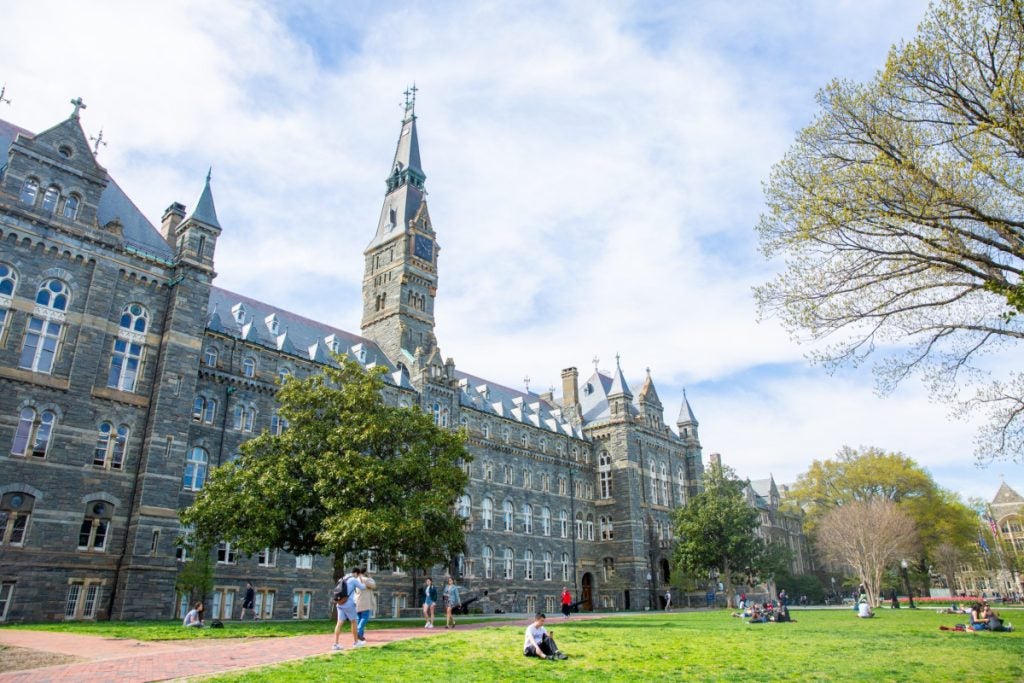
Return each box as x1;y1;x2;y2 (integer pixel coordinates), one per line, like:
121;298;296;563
524;549;534;580
502;427;510;443
203;347;218;367
11;408;56;458
503;547;514;579
539;438;547;453
543;551;552;581
1;491;35;546
522;504;533;534
599;451;612;499
270;410;288;435
482;423;491;439
561;552;570;581
108;304;149;392
63;194;80;219
233;405;256;432
78;500;114;551
94;422;129;469
575;512;584;540
678;470;687;505
0;263;17;296
277;366;292;384
560;509;568;538
182;447;209;491
242;356;256;378
20;178;39;205
41;186;60;213
523;468;532;489
481;497;493;530
482;546;493;578
541;507;551;536
503;500;514;532
21;280;70;374
650;462;658;505
587;514;595;541
660;463;670;506
457;495;471;520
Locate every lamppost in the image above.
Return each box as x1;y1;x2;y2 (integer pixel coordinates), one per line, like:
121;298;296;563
900;559;916;609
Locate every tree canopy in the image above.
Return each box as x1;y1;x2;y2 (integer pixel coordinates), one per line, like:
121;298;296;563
672;463;764;607
182;356;470;571
755;0;1024;462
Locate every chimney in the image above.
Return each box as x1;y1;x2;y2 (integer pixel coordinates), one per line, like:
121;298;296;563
561;367;579;410
161;202;186;243
709;453;722;470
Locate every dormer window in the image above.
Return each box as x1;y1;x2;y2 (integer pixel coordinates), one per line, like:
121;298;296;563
265;314;279;336
325;334;341;354
231;303;246;325
41;186;60;214
583;383;593;396
20;178;39;206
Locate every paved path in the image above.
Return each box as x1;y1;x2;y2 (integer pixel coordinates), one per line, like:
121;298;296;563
0;616;604;683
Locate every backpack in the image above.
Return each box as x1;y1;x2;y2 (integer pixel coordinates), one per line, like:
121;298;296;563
333;575;351;605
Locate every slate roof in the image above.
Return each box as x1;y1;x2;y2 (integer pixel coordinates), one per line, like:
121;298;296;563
0;117;175;261
185;171;220;230
456;370;582;439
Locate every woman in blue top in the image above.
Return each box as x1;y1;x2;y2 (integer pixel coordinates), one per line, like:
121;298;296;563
444;576;462;628
422;577;438;628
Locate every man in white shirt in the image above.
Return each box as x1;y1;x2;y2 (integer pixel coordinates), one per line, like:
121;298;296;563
523;613;568;660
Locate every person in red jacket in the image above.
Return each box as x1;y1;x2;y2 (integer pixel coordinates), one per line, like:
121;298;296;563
560;587;572;618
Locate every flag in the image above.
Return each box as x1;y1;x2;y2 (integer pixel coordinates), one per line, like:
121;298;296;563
987;514;1000;538
979;533;990;555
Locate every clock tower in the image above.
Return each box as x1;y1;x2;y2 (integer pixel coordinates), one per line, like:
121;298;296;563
361;88;439;365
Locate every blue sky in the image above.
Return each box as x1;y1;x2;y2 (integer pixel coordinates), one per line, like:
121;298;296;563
2;0;1019;502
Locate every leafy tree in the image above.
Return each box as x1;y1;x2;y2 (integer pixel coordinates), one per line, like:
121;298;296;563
755;0;1024;462
672;463;763;608
182;356;470;572
174;542;213;611
786;446;978;583
816;498;918;607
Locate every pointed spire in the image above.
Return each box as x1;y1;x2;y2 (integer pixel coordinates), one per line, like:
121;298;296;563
677;388;698;426
638;367;661;405
185;168;221;229
368;87;428;248
608;353;632;398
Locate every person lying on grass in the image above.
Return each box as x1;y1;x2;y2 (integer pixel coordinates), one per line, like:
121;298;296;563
523;613;568;660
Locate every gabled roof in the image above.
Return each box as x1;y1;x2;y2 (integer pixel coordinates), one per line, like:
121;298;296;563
456;370;582;439
637;369;662;406
677;389;698;425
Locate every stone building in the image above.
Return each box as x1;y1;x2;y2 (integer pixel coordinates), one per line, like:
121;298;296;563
954;481;1024;598
0;95;703;622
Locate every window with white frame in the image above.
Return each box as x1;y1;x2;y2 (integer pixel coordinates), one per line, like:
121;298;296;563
182;447;208;491
210;588;236;620
542;474;550;492
603;557;615;581
482;546;493;579
503;547;514;579
504;465;513;484
523;468;532;489
561;553;570;581
543;551;552;581
0;263;18;345
560;510;568;538
1;492;34;546
270;410;288;435
93;422;129;470
203;346;218;367
503;500;514;532
217;541;236;564
257;548;278;567
482;497;493;530
599;452;612;499
41;185;59;213
660;463;670;506
20;279;70;374
293;590;313;619
233;404;255;432
575;512;584;540
587;514;595;541
483;462;493;481
253;589;275;619
63;193;80;219
20;178;39;205
522;504;533;534
78;501;113;552
0;581;14;621
650;462;658;504
107;304;148;392
558;477;566;495
457;495;471;520
295;554;313;570
524;549;534;580
11;407;56;458
65;579;103;620
678;470;686;505
541;507;551;536
242;356;256;378
175;526;193;562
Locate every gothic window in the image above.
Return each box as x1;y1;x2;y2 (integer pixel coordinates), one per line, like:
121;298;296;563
203;347;218;367
93;422;128;469
660;463;670;506
521;433;528;448
558;477;566;496
65;580;103;620
561;552;570;581
522;504;533;534
482;423;491;439
650;462;658;505
503;500;514;532
541;507;551;536
108;304;149;392
523;468;532;489
587;514;595;541
543;551;552;581
242;356;256;378
678;470;687;505
502;427;510;443
20;279;70;374
78;500;113;551
191;396;217;424
482;546;493;579
0;264;16;345
539;438;547;453
542;474;550;492
503;547;514;579
1;492;34;546
63;194;80;219
277;366;292;384
598;451;612;499
481;497;493;530
270;410;288;435
20;178;39;205
571;446;578;461
504;465;513;484
41;186;59;213
524;549;534;580
11;408;56;458
575;512;584;540
484;462;493;481
182;447;209;491
560;510;568;538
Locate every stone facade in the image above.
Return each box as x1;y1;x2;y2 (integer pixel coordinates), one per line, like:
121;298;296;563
954;482;1024;598
0;97;703;623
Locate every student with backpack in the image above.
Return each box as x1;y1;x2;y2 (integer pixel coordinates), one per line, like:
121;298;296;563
332;568;368;651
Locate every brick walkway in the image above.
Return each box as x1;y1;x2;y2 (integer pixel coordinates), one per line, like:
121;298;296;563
0;615;602;683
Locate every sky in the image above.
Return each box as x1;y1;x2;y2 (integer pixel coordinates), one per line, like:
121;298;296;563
1;0;1020;503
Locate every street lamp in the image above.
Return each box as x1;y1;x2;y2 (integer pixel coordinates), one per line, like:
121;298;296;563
900;559;916;609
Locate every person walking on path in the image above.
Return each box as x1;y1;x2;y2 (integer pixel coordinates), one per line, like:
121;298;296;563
355;568;376;644
422;577;438;628
240;582;256;621
443;576;462;628
664;590;672;611
561;587;572;618
333;568;368;651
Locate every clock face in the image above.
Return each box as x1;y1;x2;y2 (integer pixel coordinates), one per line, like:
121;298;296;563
414;234;433;262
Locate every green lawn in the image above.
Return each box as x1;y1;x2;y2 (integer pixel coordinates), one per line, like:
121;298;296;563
205;608;1024;683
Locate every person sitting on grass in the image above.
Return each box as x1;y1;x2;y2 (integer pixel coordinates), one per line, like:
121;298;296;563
523;613;568;660
857;598;874;618
977;602;1014;632
183;601;204;628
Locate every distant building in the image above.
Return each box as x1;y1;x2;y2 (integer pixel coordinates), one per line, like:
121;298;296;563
0;95;704;622
955;481;1024;598
745;476;813;576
